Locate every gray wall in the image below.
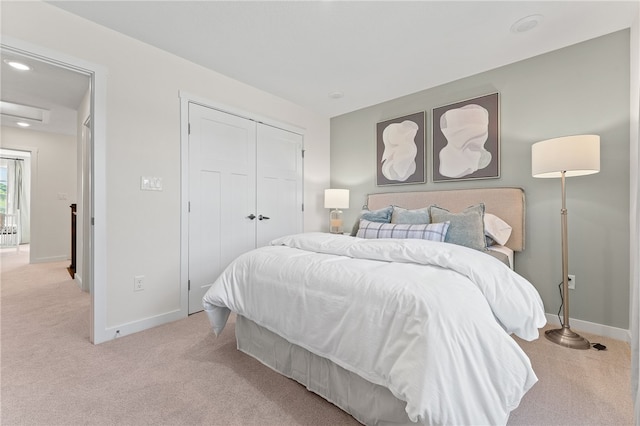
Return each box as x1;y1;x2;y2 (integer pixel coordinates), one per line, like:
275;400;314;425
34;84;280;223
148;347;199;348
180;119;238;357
330;30;631;330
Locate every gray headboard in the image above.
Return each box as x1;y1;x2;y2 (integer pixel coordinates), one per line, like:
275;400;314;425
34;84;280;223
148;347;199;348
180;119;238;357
366;187;525;251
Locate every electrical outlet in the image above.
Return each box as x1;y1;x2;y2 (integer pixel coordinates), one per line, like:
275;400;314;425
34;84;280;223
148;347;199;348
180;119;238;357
568;274;575;290
134;275;145;292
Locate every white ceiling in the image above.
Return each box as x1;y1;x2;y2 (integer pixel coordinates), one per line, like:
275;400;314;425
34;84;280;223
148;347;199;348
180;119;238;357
48;0;638;118
1;0;637;136
0;50;90;135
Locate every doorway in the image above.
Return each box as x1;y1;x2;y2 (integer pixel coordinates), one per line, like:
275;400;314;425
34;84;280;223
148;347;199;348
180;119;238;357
1;50;89;267
1;37;108;344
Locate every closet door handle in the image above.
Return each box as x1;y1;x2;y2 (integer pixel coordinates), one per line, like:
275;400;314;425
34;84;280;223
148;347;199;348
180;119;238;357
246;214;256;220
258;215;270;221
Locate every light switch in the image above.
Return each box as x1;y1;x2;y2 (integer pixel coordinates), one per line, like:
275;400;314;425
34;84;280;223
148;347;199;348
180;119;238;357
141;176;163;191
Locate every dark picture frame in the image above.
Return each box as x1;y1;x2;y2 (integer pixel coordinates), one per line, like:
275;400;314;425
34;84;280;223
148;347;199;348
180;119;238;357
376;111;425;186
432;93;499;182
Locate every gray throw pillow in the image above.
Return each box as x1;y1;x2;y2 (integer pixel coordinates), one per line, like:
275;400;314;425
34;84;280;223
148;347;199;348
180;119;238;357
350;205;393;236
429;204;486;251
391;206;431;224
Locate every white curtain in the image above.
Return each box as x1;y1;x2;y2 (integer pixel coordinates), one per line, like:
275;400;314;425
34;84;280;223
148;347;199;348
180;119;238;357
5;159;30;244
16;159;29;243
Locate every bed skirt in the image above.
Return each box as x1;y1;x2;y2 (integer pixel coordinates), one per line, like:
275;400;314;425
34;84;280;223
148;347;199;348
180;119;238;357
235;315;415;426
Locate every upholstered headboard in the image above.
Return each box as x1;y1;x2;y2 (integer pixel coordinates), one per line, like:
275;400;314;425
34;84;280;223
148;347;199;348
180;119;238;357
366;187;525;251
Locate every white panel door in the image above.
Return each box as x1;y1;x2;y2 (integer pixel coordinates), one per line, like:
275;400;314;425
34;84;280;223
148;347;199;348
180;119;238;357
256;124;303;247
188;103;256;314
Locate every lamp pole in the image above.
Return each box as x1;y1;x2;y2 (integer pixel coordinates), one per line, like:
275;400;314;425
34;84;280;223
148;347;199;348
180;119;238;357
544;170;591;349
561;170;570;327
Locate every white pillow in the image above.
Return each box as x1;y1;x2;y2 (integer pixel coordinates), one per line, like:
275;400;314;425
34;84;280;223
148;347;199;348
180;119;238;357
484;213;512;246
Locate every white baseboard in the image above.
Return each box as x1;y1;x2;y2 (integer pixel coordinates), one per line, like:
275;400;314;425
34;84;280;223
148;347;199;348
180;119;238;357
31;255;68;264
545;313;631;343
74;274;84;291
96;309;185;343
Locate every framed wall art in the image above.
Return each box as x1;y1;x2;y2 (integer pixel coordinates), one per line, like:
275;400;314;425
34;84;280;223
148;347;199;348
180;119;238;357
432;92;499;182
376;111;425;186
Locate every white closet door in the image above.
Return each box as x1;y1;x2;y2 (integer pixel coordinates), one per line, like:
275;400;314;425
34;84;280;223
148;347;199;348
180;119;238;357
188;103;256;314
256;124;303;247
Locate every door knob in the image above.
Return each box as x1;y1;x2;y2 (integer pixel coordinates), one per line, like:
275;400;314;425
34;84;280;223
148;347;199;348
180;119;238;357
246;214;256;220
258;215;270;220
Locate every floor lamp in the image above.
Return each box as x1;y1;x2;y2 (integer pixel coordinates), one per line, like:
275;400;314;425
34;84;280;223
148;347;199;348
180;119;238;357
531;134;600;350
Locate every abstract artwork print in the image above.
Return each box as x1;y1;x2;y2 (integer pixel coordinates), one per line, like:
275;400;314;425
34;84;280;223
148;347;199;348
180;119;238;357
376;111;425;186
432;93;499;182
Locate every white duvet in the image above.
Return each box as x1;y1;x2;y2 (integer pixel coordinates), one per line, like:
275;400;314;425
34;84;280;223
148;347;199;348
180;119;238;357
203;232;546;425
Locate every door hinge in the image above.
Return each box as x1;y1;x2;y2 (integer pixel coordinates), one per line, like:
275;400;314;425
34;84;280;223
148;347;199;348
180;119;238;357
188;280;191;291
188;123;191;135
91;217;95;226
301;203;304;212
301;149;305;158
188;201;191;212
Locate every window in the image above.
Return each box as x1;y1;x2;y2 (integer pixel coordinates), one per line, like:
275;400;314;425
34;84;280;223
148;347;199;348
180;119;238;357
0;161;7;214
0;149;30;215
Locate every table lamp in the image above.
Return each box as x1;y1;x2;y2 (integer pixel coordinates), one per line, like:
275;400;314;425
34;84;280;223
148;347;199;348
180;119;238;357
324;189;349;234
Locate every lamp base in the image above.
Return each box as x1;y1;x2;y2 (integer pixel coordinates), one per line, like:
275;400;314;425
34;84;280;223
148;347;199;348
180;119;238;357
329;209;343;234
545;326;590;350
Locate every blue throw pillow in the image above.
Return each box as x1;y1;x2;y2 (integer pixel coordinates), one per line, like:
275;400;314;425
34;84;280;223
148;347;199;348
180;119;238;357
350;205;393;236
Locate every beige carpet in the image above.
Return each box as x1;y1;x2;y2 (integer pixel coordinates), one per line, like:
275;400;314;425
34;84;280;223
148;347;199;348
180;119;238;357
1;246;634;425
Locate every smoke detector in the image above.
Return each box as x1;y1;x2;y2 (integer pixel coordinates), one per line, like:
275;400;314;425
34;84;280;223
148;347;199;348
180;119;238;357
510;14;543;33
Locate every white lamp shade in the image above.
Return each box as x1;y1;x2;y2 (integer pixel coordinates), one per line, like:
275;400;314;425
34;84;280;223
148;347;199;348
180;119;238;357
324;189;349;209
532;134;600;178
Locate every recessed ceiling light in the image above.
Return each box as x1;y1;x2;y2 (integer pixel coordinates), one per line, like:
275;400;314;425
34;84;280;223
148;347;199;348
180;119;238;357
16;121;31;127
329;91;344;99
3;59;32;71
510;14;543;34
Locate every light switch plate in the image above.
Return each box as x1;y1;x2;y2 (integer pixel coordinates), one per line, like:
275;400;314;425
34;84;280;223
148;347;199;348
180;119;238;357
141;176;163;191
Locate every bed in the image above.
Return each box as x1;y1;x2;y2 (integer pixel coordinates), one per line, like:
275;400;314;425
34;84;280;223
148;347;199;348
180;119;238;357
202;187;546;425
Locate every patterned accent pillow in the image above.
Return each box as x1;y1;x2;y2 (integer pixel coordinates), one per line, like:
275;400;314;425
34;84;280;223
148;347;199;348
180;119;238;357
350;206;393;236
356;219;450;242
429;204;486;250
390;206;431;224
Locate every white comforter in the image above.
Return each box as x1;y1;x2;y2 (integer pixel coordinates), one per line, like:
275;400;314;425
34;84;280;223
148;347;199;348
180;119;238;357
203;232;546;425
